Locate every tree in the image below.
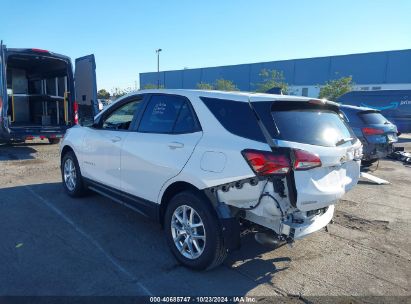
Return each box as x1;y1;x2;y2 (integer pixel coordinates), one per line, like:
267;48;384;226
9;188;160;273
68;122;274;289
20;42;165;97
195;78;238;91
196;82;214;90
111;87;133;99
214;79;238;91
319;76;354;101
97;89;110;99
255;69;288;94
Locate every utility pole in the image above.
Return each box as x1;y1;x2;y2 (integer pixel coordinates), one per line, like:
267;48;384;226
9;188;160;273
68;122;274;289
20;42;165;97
156;49;162;88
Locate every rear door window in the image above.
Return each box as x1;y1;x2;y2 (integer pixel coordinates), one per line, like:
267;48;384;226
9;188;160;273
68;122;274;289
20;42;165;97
359;112;388;124
138;94;198;134
173;102;199;133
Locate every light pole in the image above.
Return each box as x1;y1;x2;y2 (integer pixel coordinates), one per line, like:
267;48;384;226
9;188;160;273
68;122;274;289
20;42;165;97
156;48;162;88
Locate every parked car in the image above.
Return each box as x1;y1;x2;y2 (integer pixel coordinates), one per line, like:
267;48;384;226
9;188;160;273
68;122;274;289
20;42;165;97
60;90;362;270
339;104;398;166
98;98;111;109
0;43;98;144
338;90;411;133
97;99;104;112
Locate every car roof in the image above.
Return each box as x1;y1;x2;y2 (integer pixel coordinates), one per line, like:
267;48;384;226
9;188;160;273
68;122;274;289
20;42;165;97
121;89;339;104
96;89;340;119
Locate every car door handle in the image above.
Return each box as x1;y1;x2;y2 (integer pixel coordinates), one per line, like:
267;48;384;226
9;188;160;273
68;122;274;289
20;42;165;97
111;136;122;143
168;142;184;149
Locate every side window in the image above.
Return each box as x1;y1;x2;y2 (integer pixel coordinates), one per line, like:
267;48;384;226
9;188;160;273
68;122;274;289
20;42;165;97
139;95;197;134
173;102;198;133
102;99;141;130
201;97;265;142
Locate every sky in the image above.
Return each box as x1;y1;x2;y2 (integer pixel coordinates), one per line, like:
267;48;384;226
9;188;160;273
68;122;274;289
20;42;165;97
2;0;411;92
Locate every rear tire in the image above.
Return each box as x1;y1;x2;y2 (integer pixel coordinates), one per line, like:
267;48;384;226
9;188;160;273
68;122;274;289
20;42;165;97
164;191;227;270
49;138;61;144
61;151;87;197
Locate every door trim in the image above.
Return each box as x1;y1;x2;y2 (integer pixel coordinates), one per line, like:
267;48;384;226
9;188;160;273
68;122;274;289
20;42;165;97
83;177;160;221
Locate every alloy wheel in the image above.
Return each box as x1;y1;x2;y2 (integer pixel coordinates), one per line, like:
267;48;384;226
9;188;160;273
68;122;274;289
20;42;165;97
171;205;206;259
63;158;77;191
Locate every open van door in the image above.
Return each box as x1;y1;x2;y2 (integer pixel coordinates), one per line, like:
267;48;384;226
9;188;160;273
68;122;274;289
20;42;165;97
0;41;6;135
75;54;98;126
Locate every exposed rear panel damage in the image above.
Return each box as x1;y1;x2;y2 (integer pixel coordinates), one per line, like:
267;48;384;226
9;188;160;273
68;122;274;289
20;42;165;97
204;173;342;243
197;97;362;244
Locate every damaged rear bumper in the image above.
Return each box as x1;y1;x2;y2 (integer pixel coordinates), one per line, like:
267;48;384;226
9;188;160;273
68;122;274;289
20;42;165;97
363;142;395;161
243;203;335;240
204;174;338;248
281;205;334;239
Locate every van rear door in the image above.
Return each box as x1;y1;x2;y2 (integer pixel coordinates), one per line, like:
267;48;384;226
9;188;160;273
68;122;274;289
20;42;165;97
0;41;6;138
75;55;98;126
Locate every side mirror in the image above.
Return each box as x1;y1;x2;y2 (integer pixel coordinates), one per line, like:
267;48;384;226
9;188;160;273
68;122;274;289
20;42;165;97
78;116;96;128
91;114;102;129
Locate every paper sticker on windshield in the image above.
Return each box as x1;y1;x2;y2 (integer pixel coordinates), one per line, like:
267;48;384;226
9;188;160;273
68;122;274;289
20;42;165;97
153;102;166;115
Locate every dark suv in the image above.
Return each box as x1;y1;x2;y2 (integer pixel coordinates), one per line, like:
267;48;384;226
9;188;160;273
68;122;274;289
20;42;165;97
340;105;398;166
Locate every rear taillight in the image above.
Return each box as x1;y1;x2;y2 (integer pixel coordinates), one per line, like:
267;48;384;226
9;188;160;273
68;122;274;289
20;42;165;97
242;148;322;176
362;127;384;135
242;149;290;176
293;149;322;170
73;101;79;125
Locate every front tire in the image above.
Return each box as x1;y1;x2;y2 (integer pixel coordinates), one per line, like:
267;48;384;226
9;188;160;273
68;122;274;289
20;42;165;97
164;191;227;270
61;151;87;197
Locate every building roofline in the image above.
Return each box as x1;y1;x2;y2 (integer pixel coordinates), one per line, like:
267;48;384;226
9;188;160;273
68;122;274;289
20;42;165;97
140;49;411;75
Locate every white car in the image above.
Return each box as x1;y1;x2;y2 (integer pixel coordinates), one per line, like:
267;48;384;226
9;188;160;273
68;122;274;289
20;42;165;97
60;89;362;270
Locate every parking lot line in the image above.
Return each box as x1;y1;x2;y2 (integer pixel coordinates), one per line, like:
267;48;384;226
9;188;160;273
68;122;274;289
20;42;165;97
24;185;154;296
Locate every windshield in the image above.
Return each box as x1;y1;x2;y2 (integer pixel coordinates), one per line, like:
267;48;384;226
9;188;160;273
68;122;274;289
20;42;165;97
359;112;388;124
271;109;355;147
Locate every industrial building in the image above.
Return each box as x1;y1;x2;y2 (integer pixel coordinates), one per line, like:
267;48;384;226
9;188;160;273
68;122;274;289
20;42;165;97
139;49;411;98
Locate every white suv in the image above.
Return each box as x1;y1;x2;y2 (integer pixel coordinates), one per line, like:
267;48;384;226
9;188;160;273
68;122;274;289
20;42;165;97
60;89;362;270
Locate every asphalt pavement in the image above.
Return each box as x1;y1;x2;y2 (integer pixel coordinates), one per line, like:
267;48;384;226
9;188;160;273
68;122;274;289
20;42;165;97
0;139;410;298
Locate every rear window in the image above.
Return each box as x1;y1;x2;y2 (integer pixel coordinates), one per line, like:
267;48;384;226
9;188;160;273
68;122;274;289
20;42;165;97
359;112;387;124
270;109;355;147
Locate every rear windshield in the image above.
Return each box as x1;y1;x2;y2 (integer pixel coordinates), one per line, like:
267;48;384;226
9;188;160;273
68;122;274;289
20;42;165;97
359;112;388;124
270;109;355;147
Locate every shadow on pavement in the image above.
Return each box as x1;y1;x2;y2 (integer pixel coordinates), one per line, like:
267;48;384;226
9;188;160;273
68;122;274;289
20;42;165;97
0;182;289;296
0;143;38;161
225;233;291;285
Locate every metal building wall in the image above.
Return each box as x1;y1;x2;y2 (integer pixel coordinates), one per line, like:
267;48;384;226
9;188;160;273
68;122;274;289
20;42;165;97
139;49;411;90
